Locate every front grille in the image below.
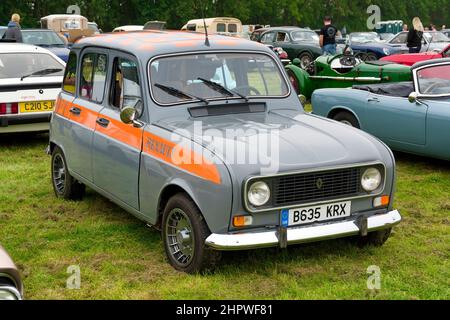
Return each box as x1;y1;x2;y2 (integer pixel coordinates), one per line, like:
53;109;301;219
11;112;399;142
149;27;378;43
273;167;363;207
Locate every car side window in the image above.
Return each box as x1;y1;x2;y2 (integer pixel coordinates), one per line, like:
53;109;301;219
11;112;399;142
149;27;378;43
63;52;77;94
260;32;274;44
186;24;196;31
276;32;289;42
390;33;407;44
79;53;108;103
110;57;143;116
228;24;237;33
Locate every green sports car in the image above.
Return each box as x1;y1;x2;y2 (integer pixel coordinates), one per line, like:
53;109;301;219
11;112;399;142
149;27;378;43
286;53;412;99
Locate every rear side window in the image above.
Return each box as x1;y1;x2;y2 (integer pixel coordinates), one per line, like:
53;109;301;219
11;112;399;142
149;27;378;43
186;24;196;31
63;52;77;94
79;53;108;103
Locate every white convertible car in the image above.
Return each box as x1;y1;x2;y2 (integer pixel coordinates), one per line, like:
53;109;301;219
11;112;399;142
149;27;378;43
0;43;65;133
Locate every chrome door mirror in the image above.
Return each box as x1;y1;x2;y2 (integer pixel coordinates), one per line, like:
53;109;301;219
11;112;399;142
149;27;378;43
120;106;144;128
120;106;137;124
298;94;307;105
408;92;420;104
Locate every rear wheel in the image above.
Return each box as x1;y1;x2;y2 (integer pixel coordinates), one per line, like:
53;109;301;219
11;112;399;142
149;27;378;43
358;228;392;247
162;193;221;273
51;146;85;200
332;111;360;128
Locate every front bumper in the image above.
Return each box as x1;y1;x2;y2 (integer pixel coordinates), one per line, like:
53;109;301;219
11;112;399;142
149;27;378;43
205;210;401;250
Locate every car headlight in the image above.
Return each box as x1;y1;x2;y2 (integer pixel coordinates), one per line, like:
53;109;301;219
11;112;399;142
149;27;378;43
247;181;270;207
0;286;21;300
361;168;382;192
383;48;390;56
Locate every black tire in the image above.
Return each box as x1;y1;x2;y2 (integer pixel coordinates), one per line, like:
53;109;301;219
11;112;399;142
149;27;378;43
298;52;314;70
357;228;392;247
365;52;378;61
332;111;360;128
51;146;85;200
162;193;221;273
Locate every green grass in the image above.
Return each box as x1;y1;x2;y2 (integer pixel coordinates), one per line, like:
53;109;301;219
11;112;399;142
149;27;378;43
0;133;449;300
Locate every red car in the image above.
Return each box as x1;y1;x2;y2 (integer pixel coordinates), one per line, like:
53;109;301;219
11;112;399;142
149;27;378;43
380;44;450;66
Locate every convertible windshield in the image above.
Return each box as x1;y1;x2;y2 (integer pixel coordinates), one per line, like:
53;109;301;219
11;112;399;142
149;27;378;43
0;53;64;79
417;64;450;95
350;32;381;43
149;53;289;105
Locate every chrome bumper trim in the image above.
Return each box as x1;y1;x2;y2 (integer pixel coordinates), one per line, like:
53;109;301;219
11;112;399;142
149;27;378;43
205;210;401;250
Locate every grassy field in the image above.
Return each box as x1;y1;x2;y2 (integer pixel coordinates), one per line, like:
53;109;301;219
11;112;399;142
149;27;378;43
0;132;449;300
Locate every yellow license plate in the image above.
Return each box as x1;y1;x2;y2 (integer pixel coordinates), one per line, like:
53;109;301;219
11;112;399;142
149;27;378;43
19;100;55;113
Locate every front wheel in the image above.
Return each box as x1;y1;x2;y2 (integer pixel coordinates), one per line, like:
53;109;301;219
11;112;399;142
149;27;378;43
162;193;221;273
358;228;392;247
51;146;85;200
332;111;360;128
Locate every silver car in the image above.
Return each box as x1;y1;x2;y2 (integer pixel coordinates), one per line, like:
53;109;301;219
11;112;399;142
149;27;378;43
49;31;401;273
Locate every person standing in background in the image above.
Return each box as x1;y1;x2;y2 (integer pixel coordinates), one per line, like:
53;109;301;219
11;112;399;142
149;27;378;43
319;16;338;55
2;13;23;43
403;24;408;31
407;17;424;53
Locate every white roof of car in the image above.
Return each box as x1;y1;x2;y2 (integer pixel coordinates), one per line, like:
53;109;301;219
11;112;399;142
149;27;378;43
113;25;144;32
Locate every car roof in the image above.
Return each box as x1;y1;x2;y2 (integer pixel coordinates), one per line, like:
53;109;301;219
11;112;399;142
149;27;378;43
255;27;313;33
412;57;450;70
74;30;272;58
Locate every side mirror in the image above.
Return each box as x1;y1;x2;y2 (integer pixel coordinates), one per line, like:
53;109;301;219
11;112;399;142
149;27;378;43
120;106;143;127
408;92;419;103
293;58;301;67
298;94;307;105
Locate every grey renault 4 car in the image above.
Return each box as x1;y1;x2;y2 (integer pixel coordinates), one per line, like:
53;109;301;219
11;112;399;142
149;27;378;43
49;31;401;273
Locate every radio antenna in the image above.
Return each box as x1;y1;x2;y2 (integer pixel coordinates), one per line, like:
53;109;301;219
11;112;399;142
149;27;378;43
201;2;210;46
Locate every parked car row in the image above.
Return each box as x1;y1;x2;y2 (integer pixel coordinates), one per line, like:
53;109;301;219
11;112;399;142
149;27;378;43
0;19;449;294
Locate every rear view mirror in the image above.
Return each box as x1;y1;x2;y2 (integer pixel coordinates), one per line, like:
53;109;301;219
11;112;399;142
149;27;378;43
120;106;144;128
298;94;307;105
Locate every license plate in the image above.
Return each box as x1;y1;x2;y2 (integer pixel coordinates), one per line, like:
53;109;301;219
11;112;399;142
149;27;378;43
281;201;351;227
19;100;55;113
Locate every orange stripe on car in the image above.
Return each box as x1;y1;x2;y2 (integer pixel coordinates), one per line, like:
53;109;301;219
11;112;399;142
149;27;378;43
143;132;221;185
95;116;143;150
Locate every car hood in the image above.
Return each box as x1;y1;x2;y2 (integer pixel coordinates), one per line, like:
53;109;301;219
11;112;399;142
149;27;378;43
156;109;387;176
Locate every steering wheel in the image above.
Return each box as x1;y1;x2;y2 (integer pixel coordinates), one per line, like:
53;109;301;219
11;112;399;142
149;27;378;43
234;85;261;96
422;82;444;94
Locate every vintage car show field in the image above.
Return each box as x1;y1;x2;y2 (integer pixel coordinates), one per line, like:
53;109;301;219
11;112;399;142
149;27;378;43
0;133;448;299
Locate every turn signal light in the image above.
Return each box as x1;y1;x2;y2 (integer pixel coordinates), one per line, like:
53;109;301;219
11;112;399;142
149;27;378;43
373;195;390;207
233;215;253;228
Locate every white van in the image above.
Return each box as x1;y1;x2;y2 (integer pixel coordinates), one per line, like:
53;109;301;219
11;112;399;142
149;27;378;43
181;17;243;36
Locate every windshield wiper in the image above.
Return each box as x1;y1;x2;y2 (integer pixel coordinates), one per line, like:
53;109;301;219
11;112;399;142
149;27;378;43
154;83;209;105
20;68;62;81
197;77;249;102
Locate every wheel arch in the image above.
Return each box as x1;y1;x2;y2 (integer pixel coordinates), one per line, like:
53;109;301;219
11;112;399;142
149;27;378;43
328;106;362;126
156;181;206;230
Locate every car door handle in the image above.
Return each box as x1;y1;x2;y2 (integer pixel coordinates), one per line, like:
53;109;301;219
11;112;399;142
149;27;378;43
96;118;110;128
367;97;380;102
69;107;81;115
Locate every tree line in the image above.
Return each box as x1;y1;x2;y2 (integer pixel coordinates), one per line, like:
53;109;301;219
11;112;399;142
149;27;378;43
1;0;449;32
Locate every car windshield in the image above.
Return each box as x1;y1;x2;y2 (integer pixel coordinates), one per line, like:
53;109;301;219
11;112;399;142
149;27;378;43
350;32;381;43
149;52;289;105
291;31;319;42
22;30;66;46
417;64;450;95
0;53;64;79
423;32;450;43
